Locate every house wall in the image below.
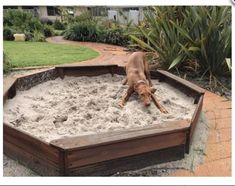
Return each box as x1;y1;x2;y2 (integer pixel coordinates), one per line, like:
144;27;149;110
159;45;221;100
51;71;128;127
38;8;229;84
107;7;145;25
38;6;61;21
74;6;88;16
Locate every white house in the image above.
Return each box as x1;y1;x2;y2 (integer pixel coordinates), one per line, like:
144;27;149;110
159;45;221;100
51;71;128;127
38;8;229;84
3;6;145;24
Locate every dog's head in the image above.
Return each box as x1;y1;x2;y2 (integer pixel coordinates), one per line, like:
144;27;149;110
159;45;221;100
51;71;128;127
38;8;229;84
135;83;152;107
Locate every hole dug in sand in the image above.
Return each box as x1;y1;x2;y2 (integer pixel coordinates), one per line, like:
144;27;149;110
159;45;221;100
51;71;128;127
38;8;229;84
4;74;196;143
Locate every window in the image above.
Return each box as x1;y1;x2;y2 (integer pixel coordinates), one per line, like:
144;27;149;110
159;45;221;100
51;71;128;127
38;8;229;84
89;7;109;17
22;6;37;9
47;6;59;16
3;6;18;9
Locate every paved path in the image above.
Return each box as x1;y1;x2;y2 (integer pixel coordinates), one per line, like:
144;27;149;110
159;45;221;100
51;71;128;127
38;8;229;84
3;37;231;176
46;36;130;67
171;91;231;176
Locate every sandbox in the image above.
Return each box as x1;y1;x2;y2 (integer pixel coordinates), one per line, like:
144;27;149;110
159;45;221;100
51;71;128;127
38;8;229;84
3;64;205;176
4;74;196;142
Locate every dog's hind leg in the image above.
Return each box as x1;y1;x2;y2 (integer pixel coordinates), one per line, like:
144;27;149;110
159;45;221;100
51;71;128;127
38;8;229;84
144;58;153;87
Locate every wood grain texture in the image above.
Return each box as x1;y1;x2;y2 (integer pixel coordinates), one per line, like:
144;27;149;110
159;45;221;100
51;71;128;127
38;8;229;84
4;124;60;169
157;70;205;94
56;64;117;77
185;95;204;153
66;131;186;168
3;78;17;103
67;145;185;176
4;140;60;176
50;120;190;151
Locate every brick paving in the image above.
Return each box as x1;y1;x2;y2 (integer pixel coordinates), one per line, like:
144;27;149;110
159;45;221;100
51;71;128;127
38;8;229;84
171;91;232;176
3;37;231;176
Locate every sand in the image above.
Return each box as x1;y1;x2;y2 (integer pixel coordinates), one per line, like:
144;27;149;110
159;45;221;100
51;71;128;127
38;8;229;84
3;74;196;142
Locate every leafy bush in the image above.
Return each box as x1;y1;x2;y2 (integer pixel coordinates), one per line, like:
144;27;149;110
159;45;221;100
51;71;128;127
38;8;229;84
40;17;53;25
32;30;45;42
54;29;66;36
53;19;65;30
64;20;130;46
98;26;129;46
74;11;92;22
43;24;54;37
27;18;44;32
3;9;43;33
3;27;15;41
64;21;98;41
3;51;13;73
3;9;46;41
24;31;34;41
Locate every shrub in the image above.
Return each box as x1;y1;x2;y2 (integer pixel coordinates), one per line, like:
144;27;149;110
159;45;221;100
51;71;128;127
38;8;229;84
3;9;43;33
74;11;92;22
98;27;129;46
3;27;15;41
24;31;34;41
32;30;45;42
64;20;129;46
54;29;65;36
53;19;65;30
3;51;13;74
43;24;54;37
27;18;44;32
40;17;53;25
64;21;98;41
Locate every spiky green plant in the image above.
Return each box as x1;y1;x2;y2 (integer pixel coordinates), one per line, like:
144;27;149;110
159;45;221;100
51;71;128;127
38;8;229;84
129;6;188;70
171;6;231;77
129;6;231;77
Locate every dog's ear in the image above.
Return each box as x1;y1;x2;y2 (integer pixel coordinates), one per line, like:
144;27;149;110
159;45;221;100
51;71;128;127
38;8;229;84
150;87;157;94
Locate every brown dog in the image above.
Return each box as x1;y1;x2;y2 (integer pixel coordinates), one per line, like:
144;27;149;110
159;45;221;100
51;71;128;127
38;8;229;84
119;52;168;113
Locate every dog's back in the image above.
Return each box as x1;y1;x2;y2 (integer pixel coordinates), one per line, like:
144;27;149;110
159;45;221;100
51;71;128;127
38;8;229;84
126;52;145;73
126;52;147;85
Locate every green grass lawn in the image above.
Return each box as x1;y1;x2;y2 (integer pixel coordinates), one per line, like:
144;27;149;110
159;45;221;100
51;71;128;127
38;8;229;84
3;41;99;68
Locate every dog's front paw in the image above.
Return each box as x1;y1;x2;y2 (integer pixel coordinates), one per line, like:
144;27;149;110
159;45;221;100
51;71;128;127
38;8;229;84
160;108;168;114
118;102;125;108
150;87;157;94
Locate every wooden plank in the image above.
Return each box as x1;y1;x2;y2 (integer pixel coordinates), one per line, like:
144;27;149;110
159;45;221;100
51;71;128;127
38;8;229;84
4;140;60;176
4;124;60;166
56;65;117;77
3;78;17;103
50;120;190;151
185;95;204;153
15;68;58;91
157;70;205;94
57;68;64;79
113;66;126;76
66;131;186;168
68;145;185;176
56;64;118;68
3;77;17;95
190;96;204;139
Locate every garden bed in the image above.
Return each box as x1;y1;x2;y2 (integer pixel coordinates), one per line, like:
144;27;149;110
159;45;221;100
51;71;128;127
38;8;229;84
3;64;205;176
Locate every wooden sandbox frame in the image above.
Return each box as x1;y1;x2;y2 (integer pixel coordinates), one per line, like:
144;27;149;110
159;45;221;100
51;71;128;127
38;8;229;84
3;64;205;176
